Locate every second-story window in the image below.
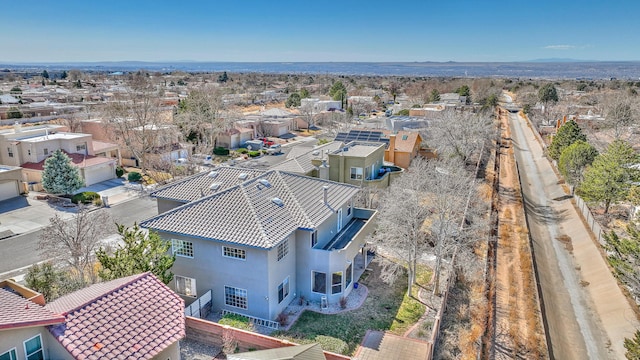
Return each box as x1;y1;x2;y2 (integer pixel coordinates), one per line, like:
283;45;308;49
223;246;246;260
171;239;194;258
76;143;86;152
350;167;363;180
43;148;49;156
311;230;318;248
7;147;13;158
277;239;289;261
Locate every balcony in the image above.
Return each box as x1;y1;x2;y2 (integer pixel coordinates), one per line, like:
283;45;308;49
363;165;404;187
322;208;377;251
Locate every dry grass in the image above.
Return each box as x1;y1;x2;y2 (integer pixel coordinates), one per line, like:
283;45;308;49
556;234;574;253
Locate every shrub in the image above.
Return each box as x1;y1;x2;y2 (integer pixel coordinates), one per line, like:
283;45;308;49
71;191;100;204
93;197;103;207
214;147;230;156
248;151;260;157
127;172;142;182
219;313;255;331
276;312;288;327
396;109;410;116
314;335;348;354
237;148;248;154
115;166;124;177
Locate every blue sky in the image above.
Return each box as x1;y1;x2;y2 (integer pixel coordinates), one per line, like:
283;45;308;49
2;0;639;62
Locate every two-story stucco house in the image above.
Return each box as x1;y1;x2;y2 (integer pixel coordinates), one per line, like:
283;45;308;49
140;166;377;322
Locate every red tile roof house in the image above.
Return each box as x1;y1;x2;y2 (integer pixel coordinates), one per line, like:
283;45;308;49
0;273;185;360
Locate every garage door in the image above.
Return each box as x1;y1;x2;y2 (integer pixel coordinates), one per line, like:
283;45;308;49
84;164;115;186
0;180;19;202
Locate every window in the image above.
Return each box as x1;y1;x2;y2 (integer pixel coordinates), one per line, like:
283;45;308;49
345;263;353;288
277;239;289;261
311;230;318;248
43;148;49;156
24;334;43;360
347;200;352;216
225;286;248;309
172;239;194;258
312;271;326;294
27;149;31;156
76;143;86;152
332;272;343;294
402;134;408;140
278;277;289;303
0;349;17;360
350;167;363;180
223;246;246;260
175;275;197;297
7;148;13;158
337;208;343;232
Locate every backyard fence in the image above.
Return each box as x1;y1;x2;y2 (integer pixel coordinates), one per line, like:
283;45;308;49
184;289;212;318
573;195;605;245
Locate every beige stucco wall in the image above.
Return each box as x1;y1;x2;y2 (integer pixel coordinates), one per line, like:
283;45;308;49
0;327;56;360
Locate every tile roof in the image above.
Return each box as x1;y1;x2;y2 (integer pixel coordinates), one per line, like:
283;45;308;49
151;167;266;203
46;273;184;359
273;141;343;174
141;169;360;249
0;287;65;330
21;150;115;171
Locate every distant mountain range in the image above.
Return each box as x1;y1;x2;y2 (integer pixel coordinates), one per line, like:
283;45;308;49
2;61;640;79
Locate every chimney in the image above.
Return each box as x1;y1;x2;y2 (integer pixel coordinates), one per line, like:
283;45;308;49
388;134;396;164
322;185;329;205
318;159;330;180
13;121;22;133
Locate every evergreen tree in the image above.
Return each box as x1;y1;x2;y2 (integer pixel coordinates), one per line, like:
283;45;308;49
329;81;347;106
558;140;598;187
41;70;49;79
41;149;85;195
285;92;301;108
625;330;640;360
538;83;559;104
217;71;229;83
548;120;587;160
61;70;68;79
428;89;441;102
578;140;639;213
300;88;310;99
96;223;175;284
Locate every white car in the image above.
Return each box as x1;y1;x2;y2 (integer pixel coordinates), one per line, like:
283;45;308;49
266;144;282;155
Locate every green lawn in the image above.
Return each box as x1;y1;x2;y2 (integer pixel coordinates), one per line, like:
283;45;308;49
274;262;431;355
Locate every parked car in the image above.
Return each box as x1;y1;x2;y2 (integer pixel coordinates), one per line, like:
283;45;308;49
260;137;275;146
266;144;282;155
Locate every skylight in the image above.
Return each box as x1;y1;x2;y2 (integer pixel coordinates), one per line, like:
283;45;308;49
272;198;284;207
210;183;221;191
208;171;219;178
238;173;248;180
258;179;271;188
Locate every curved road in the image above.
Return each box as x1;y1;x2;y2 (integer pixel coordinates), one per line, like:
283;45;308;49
508;109;639;359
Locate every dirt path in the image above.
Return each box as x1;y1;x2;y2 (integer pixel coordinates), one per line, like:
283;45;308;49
508;109;640;359
493;109;547;359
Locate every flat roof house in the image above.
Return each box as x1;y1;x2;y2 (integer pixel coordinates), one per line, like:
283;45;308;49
141;167;377;323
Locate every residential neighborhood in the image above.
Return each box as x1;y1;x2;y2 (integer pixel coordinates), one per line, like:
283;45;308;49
0;66;639;360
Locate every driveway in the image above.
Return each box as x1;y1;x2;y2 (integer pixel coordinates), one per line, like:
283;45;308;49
74;177;141;206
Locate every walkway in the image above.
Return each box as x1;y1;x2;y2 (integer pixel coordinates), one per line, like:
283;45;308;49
510;111;639;359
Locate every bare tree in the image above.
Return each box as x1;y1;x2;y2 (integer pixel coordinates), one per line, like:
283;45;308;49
602;93;638;140
175;86;231;154
429;109;495;164
103;72;178;174
38;208;112;284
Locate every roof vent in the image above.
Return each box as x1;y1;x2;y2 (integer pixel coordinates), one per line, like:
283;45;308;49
258;179;271;188
210;183;221;191
238;173;248;180
208;171;219;178
311;150;320;156
272;198;284;207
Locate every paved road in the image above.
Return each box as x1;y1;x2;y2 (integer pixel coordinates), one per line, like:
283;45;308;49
508;110;638;359
0;196;158;278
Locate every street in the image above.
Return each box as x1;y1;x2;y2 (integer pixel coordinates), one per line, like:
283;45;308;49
509;109;638;359
0;196;158;279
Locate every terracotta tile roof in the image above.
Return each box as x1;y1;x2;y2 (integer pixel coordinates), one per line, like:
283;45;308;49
141;169;359;249
46;273;184;359
21;150;114;171
0;287;65;330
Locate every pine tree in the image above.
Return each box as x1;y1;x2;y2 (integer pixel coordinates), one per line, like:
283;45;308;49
578;140;639;213
558;140;598;187
41;149;85;195
625;330;640;360
548;120;587;160
96;223;175;284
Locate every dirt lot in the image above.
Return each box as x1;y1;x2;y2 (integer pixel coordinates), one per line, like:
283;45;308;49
493;109;547;358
